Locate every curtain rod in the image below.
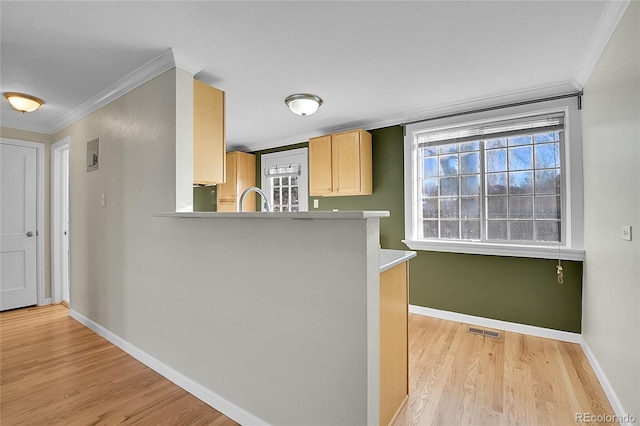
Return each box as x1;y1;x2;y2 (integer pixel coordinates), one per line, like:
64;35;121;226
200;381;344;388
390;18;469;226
402;91;583;129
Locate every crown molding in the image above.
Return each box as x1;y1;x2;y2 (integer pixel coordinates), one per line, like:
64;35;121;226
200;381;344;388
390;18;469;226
574;0;631;88
51;48;203;134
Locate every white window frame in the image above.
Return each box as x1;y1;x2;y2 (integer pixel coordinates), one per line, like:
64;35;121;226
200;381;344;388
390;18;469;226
403;98;585;261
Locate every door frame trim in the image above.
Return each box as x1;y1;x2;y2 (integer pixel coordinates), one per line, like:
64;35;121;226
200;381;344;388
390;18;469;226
0;138;46;305
51;137;71;306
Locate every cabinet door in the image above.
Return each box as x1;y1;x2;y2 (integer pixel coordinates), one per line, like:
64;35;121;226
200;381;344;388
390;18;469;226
216;200;237;212
309;135;333;196
193;80;226;185
380;262;409;426
332;131;362;194
235;153;256;211
217;153;237;201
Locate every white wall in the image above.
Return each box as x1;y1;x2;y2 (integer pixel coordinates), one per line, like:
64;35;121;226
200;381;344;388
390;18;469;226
582;1;639;418
53;68;379;424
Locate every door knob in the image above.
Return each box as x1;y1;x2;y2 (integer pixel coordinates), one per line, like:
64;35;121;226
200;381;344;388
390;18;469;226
26;231;34;237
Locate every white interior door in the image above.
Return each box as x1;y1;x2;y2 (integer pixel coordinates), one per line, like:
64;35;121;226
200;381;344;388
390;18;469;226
52;140;70;305
61;149;69;303
1;143;38;310
261;148;309;212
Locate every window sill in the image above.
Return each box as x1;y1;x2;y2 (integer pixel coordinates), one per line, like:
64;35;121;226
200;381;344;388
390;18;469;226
402;239;585;261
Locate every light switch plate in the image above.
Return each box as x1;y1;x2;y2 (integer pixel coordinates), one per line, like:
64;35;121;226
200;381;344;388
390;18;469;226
313;199;319;209
622;225;632;241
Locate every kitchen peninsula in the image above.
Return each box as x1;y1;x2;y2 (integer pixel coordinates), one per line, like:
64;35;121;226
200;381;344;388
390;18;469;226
143;210;415;425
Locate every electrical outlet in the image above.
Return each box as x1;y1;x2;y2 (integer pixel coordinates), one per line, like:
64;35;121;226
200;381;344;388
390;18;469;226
622;225;632;241
313;199;319;209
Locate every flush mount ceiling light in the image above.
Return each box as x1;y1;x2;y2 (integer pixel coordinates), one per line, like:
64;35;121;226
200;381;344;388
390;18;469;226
285;93;323;116
4;92;44;113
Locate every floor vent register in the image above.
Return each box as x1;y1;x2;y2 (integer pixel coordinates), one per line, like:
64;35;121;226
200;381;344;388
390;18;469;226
468;327;501;339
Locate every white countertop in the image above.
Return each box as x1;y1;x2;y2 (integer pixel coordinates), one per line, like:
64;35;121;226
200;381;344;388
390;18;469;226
155;211;390;220
379;249;416;272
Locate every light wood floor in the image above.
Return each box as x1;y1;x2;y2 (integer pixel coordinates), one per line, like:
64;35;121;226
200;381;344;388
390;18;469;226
1;305;615;425
0;304;237;425
394;314;616;426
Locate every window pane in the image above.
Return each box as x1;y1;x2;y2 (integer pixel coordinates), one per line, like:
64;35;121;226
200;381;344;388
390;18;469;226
509;196;533;219
535;170;561;194
282;188;289;205
421;147;437;156
291;187;299;205
510;221;534;241
440;221;459;239
440;198;459;218
439;144;458;154
273;177;280;187
486;148;507;172
422;199;438;219
460;141;480;152
282;177;289;186
534;132;559;143
535;196;561;219
439;155;458;175
273;188;280;204
461;197;480;219
290;206;299;212
487;221;507;240
509;171;533;194
460;152;480;174
440;177;458;196
486;173;507;195
508;135;532;146
423;220;438;238
461;175;480;196
536;221;560;242
487;196;508;219
281;206;289;212
422;178;438;197
535;143;560;168
291;176;299;185
422;157;438;177
485;138;506;149
461;220;481;240
508;146;533;170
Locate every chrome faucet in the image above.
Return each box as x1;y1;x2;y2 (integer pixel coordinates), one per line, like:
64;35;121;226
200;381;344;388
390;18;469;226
239;187;272;212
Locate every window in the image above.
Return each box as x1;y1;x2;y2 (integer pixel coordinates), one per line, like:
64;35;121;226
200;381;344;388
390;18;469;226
267;164;302;212
404;99;584;260
261;148;309;212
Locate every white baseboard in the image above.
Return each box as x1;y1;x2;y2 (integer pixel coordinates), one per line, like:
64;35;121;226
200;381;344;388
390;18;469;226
409;305;632;423
69;309;267;426
579;337;633;425
39;298;52;306
409;304;582;343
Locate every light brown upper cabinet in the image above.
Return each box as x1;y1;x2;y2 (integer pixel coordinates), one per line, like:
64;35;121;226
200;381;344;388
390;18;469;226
309;129;372;196
217;152;256;212
193;80;226;185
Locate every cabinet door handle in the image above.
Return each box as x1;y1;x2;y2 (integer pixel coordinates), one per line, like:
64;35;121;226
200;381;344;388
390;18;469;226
26;231;34;237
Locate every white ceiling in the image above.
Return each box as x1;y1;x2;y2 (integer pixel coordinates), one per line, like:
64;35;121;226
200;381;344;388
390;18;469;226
0;1;618;151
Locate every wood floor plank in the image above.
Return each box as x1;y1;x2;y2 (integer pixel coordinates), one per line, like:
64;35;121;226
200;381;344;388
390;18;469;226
393;314;617;426
1;304;617;425
1;305;238;426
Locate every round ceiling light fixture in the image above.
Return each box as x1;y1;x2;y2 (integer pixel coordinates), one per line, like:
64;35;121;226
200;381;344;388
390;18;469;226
4;92;44;113
284;93;323;117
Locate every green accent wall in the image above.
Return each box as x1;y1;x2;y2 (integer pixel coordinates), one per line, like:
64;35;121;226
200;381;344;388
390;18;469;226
254;125;583;333
193;185;217;211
